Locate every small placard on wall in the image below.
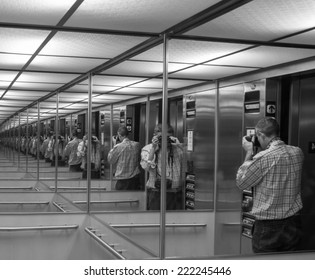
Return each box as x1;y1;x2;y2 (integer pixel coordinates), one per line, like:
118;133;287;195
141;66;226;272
309;142;315;153
244;102;260;113
101;132;104;146
246;128;255;136
266;101;276;117
186;109;196;118
187;130;194;151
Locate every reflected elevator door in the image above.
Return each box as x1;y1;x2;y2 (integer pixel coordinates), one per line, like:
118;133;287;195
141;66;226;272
298;76;315;250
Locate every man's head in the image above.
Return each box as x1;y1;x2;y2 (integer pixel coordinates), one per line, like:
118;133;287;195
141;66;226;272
255;117;280;149
72;129;78;138
117;126;129;141
153;123;176;147
153;123;174;137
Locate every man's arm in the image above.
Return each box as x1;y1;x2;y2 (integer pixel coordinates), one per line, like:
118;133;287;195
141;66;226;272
107;145;120;164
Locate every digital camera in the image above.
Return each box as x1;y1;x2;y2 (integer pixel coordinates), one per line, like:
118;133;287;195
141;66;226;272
245;134;260;156
113;135;120;144
156;134;176;145
245;134;260;148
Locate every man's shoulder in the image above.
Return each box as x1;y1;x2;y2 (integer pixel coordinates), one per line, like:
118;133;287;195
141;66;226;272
172;142;184;150
261;142;304;159
286;144;304;157
142;143;152;151
129;140;140;146
273;141;302;152
69;139;80;145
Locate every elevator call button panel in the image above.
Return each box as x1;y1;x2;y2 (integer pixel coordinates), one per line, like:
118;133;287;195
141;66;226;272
185;173;195;210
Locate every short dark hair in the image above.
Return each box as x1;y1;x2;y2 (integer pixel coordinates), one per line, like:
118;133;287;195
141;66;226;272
154;123;174;135
255;117;280;137
117;126;129;137
72;129;78;137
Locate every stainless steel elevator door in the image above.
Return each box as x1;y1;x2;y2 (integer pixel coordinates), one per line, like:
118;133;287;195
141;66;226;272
295;76;315;250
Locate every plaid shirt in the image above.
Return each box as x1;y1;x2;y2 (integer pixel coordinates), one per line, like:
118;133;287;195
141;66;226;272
63;137;82;165
236;139;304;220
140;143;184;189
107;138;140;179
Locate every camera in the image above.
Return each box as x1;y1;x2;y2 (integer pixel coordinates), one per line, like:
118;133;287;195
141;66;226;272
245;134;260;155
245;134;260;148
113;135;120;144
168;136;176;144
156;134;175;145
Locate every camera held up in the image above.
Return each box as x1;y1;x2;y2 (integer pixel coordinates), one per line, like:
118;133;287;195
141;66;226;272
156;134;176;147
245;134;260;155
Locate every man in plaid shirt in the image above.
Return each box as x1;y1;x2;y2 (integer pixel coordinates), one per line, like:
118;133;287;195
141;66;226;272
236;117;304;253
108;126;141;190
140;124;184;210
63;130;82;172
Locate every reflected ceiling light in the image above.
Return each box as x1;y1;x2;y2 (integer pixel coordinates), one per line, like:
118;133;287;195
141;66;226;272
0;54;30;66
1;29;49;54
0;71;19;80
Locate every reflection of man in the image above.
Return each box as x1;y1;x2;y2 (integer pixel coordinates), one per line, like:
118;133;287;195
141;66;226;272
77;133;101;171
236;117;304;253
63;130;82;172
140;124;184;210
40;131;53;162
107;126;141;190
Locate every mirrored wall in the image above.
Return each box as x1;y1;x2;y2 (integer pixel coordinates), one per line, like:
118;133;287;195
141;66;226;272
0;92;217;214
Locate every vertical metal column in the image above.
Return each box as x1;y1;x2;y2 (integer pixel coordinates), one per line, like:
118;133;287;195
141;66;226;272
144;95;151;209
159;33;169;260
8;120;11;160
109;104;114;187
26;109;29;173
7;120;10;160
145;95;151;145
11;118;15;163
18;113;21;169
213;80;219;212
70;114;73;138
14;116;17;164
37;102;40;181
4;122;8;157
87;73;93;213
54;93;59;192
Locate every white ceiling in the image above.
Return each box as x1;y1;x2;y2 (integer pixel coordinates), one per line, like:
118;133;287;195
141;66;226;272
1;0;315;127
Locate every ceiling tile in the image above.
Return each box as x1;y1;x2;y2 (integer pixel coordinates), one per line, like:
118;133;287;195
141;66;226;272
66;0;219;32
17;72;80;84
0;28;50;54
39;32;149;58
170;64;257;80
186;0;315;41
134;40;252;64
0;0;78;25
27;56;108;73
209;46;315;68
0;53;32;69
103;60;193;77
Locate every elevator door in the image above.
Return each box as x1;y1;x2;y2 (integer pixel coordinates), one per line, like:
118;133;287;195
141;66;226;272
297;76;315;250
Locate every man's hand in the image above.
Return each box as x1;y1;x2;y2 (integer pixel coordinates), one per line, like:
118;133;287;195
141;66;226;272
151;134;160;152
112;136;118;146
242;136;254;153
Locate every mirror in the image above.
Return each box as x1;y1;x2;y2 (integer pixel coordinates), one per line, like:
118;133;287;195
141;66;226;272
0;38;219;215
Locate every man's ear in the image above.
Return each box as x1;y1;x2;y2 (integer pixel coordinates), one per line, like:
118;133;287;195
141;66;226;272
260;132;267;141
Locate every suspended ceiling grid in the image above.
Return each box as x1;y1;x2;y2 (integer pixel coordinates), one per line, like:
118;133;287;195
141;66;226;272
1;0;315;127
